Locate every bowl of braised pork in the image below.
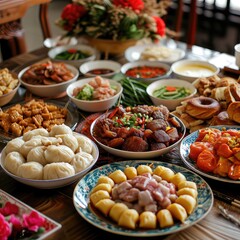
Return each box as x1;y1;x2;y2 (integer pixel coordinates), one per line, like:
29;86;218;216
90;105;186;159
121;61;172;84
18;60;79;97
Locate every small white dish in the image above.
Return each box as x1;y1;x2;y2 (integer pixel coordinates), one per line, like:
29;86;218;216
171;60;219;83
146;79;197;111
121;61;172;84
66;78;123;112
125;44;185;63
48;44;97;68
80;60;121;78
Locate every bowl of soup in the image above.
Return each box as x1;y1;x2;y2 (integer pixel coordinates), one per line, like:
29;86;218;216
80;60;121;78
171;60;219;83
121;61;172;83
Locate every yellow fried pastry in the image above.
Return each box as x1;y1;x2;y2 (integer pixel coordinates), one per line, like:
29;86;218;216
118;209;139;229
97;175;115;187
157;209;174;228
95;199;115;216
108;170;127;184
109;203;128;222
167;203;187;223
90;190;110;206
124;166;137;179
175;195;197;214
139;211;157;229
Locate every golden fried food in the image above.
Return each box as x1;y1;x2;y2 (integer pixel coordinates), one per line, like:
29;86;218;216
0;99;68;136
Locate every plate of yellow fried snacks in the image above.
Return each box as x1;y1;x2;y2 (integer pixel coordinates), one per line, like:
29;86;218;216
0;99;78;143
73;160;213;237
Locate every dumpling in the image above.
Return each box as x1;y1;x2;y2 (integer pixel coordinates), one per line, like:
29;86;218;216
73;133;93;154
17;162;43;180
23;128;49;141
31;136;62;146
20;138;43;158
44;145;74;163
27;146;47;165
49;124;72;137
43;162;75;180
5;138;25;155
57;134;78;152
4;151;25;175
71;152;94;173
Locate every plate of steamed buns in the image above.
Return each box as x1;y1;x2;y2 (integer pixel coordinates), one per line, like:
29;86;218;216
0;124;99;189
73;160;213;237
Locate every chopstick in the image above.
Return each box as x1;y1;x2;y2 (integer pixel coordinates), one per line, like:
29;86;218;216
217;204;240;227
213;190;240;208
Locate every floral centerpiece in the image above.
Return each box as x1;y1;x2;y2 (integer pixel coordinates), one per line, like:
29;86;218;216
57;0;172;41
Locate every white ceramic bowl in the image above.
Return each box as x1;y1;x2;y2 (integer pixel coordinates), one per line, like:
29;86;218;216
0;133;99;189
0;81;20;107
90;112;186;159
43;36;78;48
48;44;97;68
171;60;219;83
66;78;123;112
121;61;172;83
146;79;197;111
80;60;121;78
19;64;79;98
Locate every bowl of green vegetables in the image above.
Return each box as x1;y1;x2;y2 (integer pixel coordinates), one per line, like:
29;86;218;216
48;44;97;68
146;79;197;111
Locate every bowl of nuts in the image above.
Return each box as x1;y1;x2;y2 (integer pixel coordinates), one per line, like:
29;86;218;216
0;68;20;107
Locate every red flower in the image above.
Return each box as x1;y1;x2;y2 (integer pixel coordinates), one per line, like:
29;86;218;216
113;0;144;11
61;3;86;31
153;16;166;36
0;214;11;240
9;215;22;232
23;211;45;232
0;201;19;216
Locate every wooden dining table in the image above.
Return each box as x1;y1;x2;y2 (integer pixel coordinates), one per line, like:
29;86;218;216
0;40;240;240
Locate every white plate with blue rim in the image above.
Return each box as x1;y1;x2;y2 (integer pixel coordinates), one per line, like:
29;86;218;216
180;125;240;184
73;160;213;237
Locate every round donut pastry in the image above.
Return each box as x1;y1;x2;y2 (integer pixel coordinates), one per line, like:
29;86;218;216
185;96;221;120
209;111;236;126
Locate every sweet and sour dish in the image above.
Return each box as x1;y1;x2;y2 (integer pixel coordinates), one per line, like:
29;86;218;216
89;164;198;229
189;127;240;180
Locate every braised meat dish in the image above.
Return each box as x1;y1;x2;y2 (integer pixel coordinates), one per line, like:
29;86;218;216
92;105;183;152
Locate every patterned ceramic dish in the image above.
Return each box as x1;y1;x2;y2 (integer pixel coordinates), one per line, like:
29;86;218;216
0;189;61;239
73;160;213;237
180;125;240;184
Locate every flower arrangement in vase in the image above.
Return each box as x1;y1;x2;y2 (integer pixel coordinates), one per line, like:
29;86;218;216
56;0;172;57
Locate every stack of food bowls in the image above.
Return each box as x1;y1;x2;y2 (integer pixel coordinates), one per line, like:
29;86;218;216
66;77;123;112
171;60;219;83
146;79;197;111
80;60;121;78
48;44;97;68
121;61;172;84
18;61;79;98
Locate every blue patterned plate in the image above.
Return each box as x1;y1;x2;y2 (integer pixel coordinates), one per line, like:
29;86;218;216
180;125;240;184
73;160;213;237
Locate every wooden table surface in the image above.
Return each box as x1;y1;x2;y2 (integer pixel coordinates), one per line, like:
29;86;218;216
0;41;240;240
